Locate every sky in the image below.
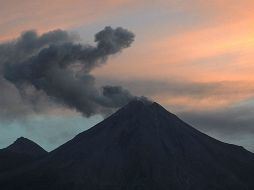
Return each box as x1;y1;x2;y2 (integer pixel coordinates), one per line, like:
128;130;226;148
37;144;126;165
0;0;254;152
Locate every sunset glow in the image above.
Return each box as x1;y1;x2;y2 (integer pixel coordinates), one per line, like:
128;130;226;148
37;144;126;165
1;0;254;151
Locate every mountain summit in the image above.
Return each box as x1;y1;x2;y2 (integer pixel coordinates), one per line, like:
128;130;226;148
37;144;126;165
0;100;254;190
0;137;47;173
5;137;47;157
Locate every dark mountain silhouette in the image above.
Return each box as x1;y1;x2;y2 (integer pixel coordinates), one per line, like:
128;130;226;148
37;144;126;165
0;137;47;173
4;137;47;157
0;100;254;190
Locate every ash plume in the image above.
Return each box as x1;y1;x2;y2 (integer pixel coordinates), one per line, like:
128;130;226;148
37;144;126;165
0;26;136;118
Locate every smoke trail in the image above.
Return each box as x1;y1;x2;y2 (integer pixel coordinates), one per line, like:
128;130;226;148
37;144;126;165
0;26;136;118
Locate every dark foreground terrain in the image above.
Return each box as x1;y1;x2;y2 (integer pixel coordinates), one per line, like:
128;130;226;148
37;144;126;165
0;100;254;190
0;137;47;173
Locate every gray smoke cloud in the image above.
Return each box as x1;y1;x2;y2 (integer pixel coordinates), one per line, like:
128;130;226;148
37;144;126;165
0;26;136;118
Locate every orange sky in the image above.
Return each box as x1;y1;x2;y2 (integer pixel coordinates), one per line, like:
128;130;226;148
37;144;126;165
2;0;254;152
1;0;254;111
0;0;144;41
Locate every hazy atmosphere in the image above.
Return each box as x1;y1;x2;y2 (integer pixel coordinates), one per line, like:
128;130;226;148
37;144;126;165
1;0;254;152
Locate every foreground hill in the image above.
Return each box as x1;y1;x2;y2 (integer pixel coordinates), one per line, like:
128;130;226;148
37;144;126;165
0;100;254;190
0;137;47;173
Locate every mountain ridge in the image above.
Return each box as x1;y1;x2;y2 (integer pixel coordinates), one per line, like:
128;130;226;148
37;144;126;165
0;100;253;190
0;137;47;174
4;137;47;157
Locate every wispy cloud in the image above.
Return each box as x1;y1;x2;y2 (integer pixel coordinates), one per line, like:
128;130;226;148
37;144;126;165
96;77;254;110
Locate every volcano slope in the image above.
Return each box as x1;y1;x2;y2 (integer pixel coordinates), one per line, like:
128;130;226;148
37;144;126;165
0;100;253;190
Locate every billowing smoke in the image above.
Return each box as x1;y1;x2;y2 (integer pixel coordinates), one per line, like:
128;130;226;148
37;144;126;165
0;26;136;118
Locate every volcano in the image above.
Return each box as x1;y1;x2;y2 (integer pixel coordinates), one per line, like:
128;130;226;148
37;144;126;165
0;100;254;190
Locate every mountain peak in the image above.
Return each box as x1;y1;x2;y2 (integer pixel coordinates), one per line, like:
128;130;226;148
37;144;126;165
15;136;30;143
5;137;47;157
127;97;153;106
112;98;154;117
1;101;254;190
116;99;176;121
125;98;170;111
